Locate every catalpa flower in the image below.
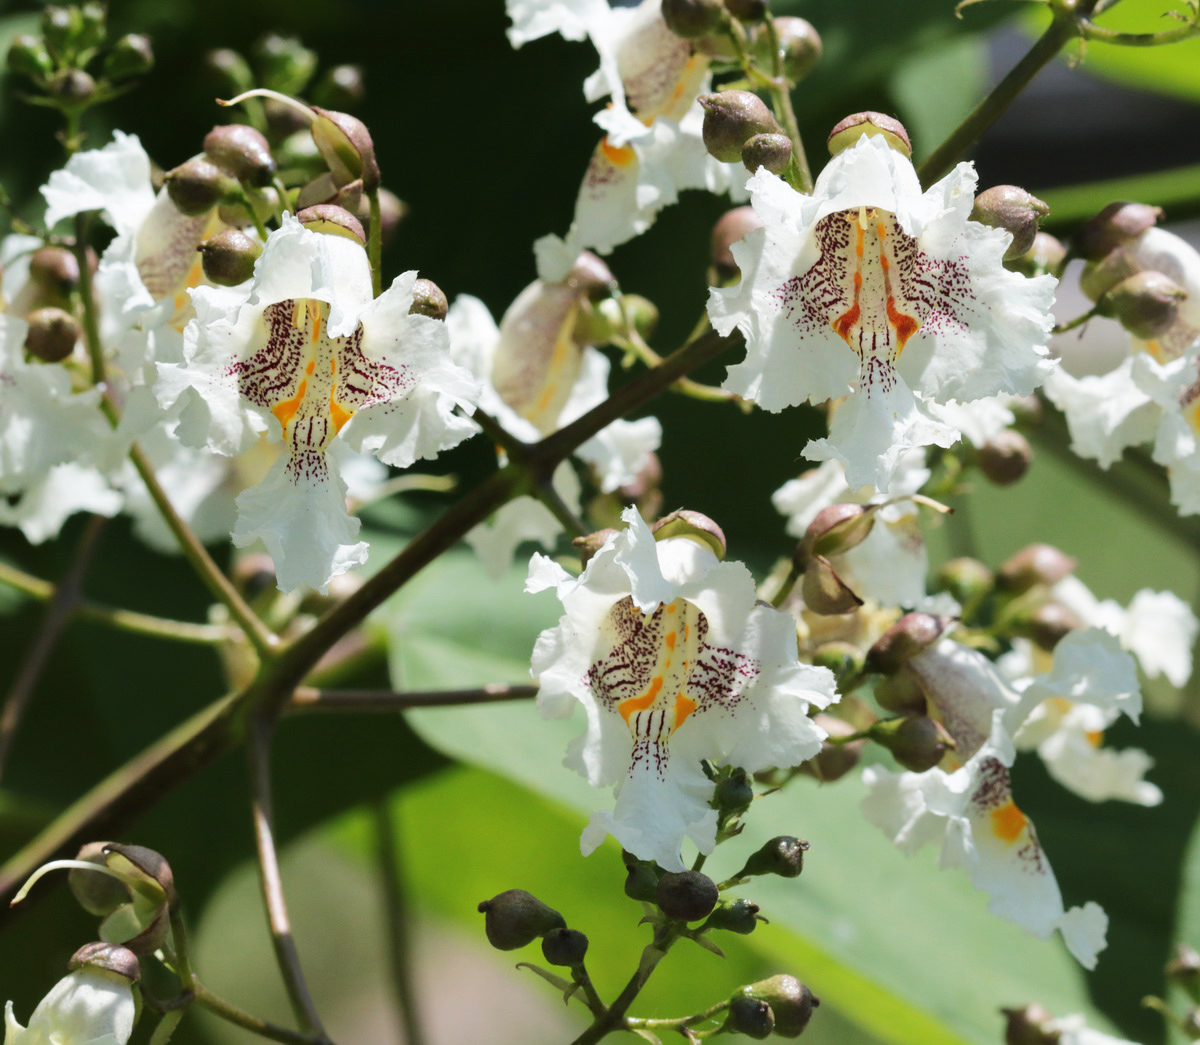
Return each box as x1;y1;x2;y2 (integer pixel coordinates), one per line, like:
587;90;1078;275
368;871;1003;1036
528;507;838;870
709;133;1056;491
5;959;136;1045
157;215;479;592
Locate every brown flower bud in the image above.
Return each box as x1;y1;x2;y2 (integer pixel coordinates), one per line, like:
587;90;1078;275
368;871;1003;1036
1096;270;1188;341
477;889;565;950
873;669;927;716
165;157;240;217
768;16;822;82
741;975;819;1037
541;927;589;967
48;68;96;104
870;715;955;773
742;132;793;174
801;555;862;615
104;34;154;81
971;186;1049;261
296;204;366;246
738;836;809;879
312;107;380;192
651;509;727;560
725;0;769;22
1007;232;1066;277
827;111;911;158
803;502;875;560
68;942;141;983
1001;1003;1060;1045
657;869;719;921
725;995;775;1039
710;205;764;282
996;544;1076;593
936;557;993;607
409;278;448;321
1073;201;1162;262
204;124;276;187
199;228;261;287
699;90;781;162
24;307;80;363
661;0;728;38
68;842;127;917
865;612;952;674
978;429;1032;486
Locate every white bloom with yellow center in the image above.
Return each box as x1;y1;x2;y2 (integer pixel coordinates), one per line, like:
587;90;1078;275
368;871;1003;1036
5;967;135;1045
157;215;479;592
709;135;1056;491
528;507;838;870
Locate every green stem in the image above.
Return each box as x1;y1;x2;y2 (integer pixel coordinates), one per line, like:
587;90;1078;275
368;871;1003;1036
74;213;108;387
148;1009;186;1045
287;683;537;713
1078;17;1200;46
761;15;812;193
371;799;424;1045
193;980;331;1045
770;561;803;609
1051;307;1097;335
916;11;1077;186
613;332;741;404
571;931;679;1045
367;188;382;298
627;999;731;1031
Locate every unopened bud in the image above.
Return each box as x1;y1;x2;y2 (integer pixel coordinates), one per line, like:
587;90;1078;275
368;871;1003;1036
971;186;1049;261
767;17;822;82
68;843;127;916
804;503;875;560
254;33;317;95
24;307;79;362
1022;601;1082;652
1001;1003;1060;1045
1167;943;1200;1000
714;767;754;819
695;33;739;60
726;995;775;1039
742;132;792;174
699;90;781;163
313;64;366;110
68;942;140;983
704;898;763;935
978;429;1032;486
571;296;622;346
104;34;154;81
1073;201;1162;262
801;555;862;616
41;6;77;61
738;836;808;879
1079;246;1140;304
865;612;951;673
656;870;719;921
622;293;659;341
870;715;955;773
541;927;589;967
204;125;276;187
232;553;276;599
800;713;863;782
622;851;661;903
199;229;261;286
296;204;366;245
104;843;176;906
711;205;764;282
48;68;96;104
1008;231;1067;277
312;107;380;192
165;158;240;216
662;0;728;38
827;111;911;159
873;670;927;716
573;528;619;567
996;544;1076;593
811;642;864;690
564;251;616;299
205;48;254;95
741;975;818;1037
7;34;53;80
725;0;769;22
1096;270;1187;341
936;557;993;607
477;889;565;950
651;509;726;560
409;278;448;321
76;3;106;53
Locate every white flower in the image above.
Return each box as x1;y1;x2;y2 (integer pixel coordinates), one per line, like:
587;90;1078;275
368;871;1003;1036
708;136;1056;491
5;966;135;1045
1043;1013;1142;1045
528;507;838;870
157;215;479;592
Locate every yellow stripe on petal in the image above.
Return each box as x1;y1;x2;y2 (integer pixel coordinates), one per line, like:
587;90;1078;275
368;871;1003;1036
990;800;1027;845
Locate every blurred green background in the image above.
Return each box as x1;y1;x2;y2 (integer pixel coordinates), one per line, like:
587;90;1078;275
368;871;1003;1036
2;0;1200;1042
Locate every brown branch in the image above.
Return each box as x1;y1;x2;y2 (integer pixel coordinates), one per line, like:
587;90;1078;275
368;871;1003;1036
287;684;537;713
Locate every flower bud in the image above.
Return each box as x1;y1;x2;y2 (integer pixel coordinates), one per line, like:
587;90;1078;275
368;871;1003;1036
1007;231;1066;277
68;843;127;917
296;204;366;245
48;68;97;105
313;64;366;110
1000;1003;1059;1045
741;975;818;1037
232;552;277;599
312;108;380;192
1007;394;1043;429
865;612;951;674
936;557;993;608
873;669;926;716
970;186;1049;261
7;34;53;80
564;251;617;299
1022;601;1082;652
76;2;106;53
801;555;862;616
803;503;875;560
870;715;955;773
571;296;622;346
93;843;175;955
656;870;719;921
573;528;619;567
27;243;89;302
738;836;809;879
725;995;775;1039
662;0;728;38
827;111;911;159
199;229;261;286
710;205;764;282
541;927;589;967
165;158;240;216
622;293;659;341
766;17;822;82
799;713;863;782
742;132;792;174
41;6;78;61
651;509;727;560
622;850;662;903
699;90;781;163
995;544;1076;593
409;278;448;321
254;33;317;95
978;429;1032;486
1073;201;1162;262
1167;943;1200;1000
104;34;154;81
24;307;79;363
703;898;763;935
1096;270;1187;341
714;766;754;819
1078;246;1139;304
68;942;141;983
725;0;769;22
810;642;864;690
204;124;276;187
477;889;566;950
206;48;254;95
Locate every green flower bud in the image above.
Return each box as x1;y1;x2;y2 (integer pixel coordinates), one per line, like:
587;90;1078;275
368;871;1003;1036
768;16;822;82
970;186;1049;261
296;204;366;246
870;715;955;773
103;34;154;81
1096;270;1188;341
742;131;792;174
622;851;662;903
68;842;127;917
827;111;911;159
872;670;927;716
622;293;659;341
703;898;763;934
699;90;781;163
1007;231;1067;277
199;229;261;287
24;307;80;363
165;158;240;217
978;429;1032;486
541;927;589;967
694;32;740;61
204;124;276;187
41;6;78;62
713;766;754;819
313;64;366;110
741;975;818;1037
810;642;864;690
1166;943;1200;1003
312;107;380;192
710;205;763;283
68;942;141;983
651;509;726;560
477;889;565;951
656;870;719;921
801;555;863;616
409;278;448;321
94;843;176;956
571;296;622;347
935;557;993;607
205;48;254;95
725;995;775;1039
1073;201;1162;263
76;3;106;54
724;0;769;22
254;33;317;95
996;544;1076;593
6;34;53;80
738;836;809;879
803;503;875;561
799;713;863;783
865;612;951;674
48;68;97;105
662;0;728;38
1000;1004;1060;1045
1079;247;1139;304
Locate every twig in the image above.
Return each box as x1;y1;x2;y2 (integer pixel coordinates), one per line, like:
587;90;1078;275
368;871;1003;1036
193;980;332;1045
287;683;537;713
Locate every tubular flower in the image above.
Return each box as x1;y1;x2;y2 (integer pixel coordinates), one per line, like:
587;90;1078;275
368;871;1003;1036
527;507;838;870
862;629;1143;968
5;966;136;1045
156;214;479;592
708;136;1056;491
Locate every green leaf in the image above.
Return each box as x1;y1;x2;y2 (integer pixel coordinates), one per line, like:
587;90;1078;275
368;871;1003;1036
889;34;989;160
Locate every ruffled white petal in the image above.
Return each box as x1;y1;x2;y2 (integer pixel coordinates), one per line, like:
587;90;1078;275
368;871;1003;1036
1042;357;1159;469
11;967;136;1045
41;130;154;234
